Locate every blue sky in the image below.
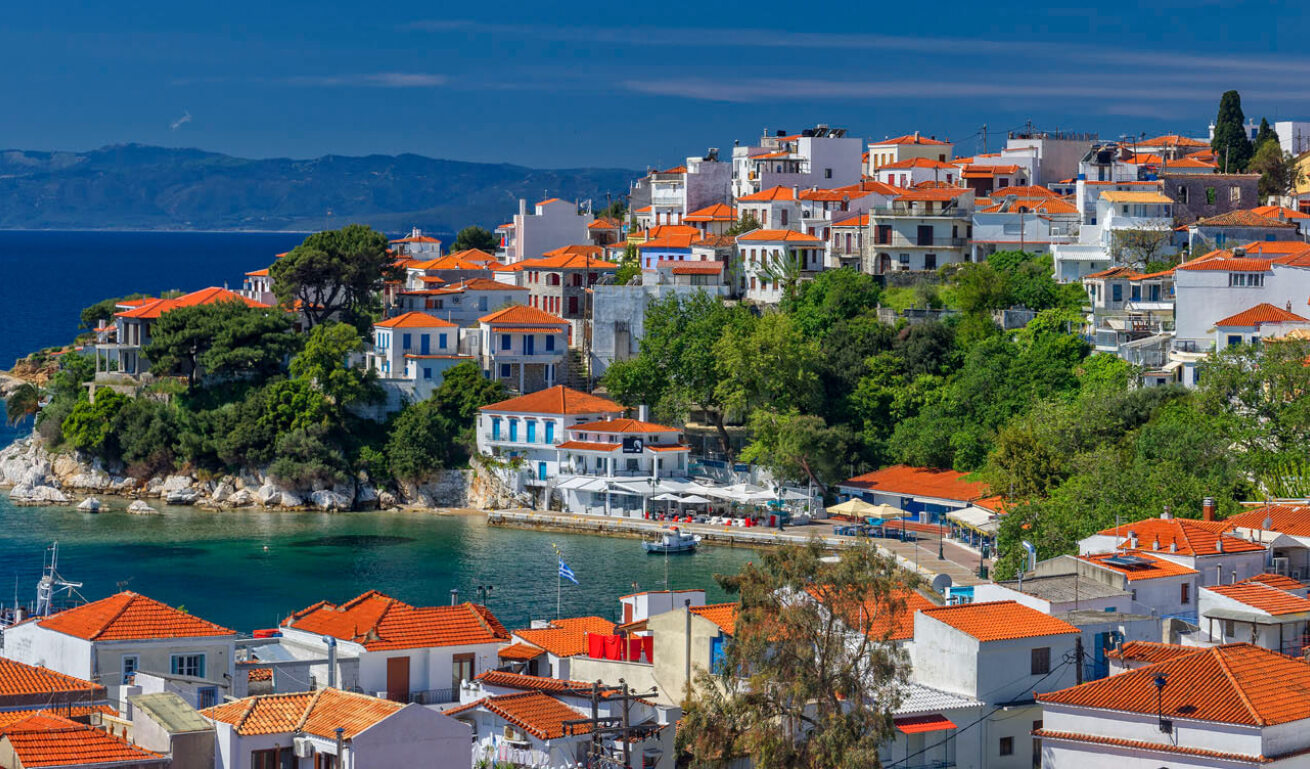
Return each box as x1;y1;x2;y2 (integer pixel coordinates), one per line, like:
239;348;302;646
3;1;1306;169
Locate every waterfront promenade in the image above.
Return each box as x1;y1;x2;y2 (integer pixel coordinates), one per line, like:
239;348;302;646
487;508;990;586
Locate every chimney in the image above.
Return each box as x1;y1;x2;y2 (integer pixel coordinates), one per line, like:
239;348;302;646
1202;497;1216;522
1161;505;1171;520
1169;539;1177;553
638;405;650;423
1152;536;1161;550
519;198;527;220
1216;538;1224;553
914;130;920;141
1232;247;1245;258
1128;530;1138;549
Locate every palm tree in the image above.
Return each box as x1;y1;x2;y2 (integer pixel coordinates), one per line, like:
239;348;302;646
4;383;39;426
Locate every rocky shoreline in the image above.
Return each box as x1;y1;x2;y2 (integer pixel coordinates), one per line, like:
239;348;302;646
0;434;517;513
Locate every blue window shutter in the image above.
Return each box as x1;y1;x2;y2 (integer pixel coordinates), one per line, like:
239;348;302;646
402;333;412;349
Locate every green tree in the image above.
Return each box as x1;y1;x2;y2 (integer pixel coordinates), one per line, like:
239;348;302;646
681;541;918;769
725;212;762;236
450;226;499;254
111;397;182;477
740;410;853;493
1211;90;1254;172
781;268;881;338
1255;117;1279;151
596;199;628;221
144;301;300;386
1248;141;1303;201
714;312;821;416
80;294;144;330
289;322;379;408
1109;229;1173;269
386;399;457;480
952;262;1011;313
61;391;127;455
614;243;642;285
270;224;399;330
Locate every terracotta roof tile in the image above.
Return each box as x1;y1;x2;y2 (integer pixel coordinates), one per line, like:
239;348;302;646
735;229;824;244
1240;572;1306;591
895;188;971;202
879;158;956;170
1081;550;1200;581
689;603;738;635
1205;582;1310;615
1178;254;1273;272
1192;209;1299;228
473;670;629;699
38;592;233;641
1106;641;1196;665
861;589;938;642
497;643;547;661
375;311;458;329
737;186;796;202
568;418;677;434
1138;134;1210;148
0;713;163;767
920;601;1079;642
840;465;988;502
1033;729;1269;763
481;385;622;416
1094;517;1263;556
513;617;616;658
666;261;726;275
0;706;116;730
479;304;569;326
683;204;736;222
446;691;589;740
871;134;951;146
1214;302;1309;327
0;658;103;699
1252;205;1310;220
283;592;508;650
116;287;268;319
1039;643;1310;726
1227;504;1310;536
202;688;403;739
554;440;621;452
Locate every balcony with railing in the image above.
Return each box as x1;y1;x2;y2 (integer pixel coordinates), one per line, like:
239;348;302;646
871;232;969;248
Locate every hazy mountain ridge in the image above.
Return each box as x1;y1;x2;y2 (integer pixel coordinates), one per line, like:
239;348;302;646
0;144;638;234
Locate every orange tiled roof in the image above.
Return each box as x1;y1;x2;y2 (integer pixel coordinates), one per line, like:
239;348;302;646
1205;582;1310;615
1214;302;1309;327
1039;643;1310;726
879;157;956;170
1033;730;1268;764
283;591;508;650
390;235;441;244
1095;517;1263;556
1241;572;1306;591
667;261;726;275
1243;240;1310;256
735;229;824;244
1139;134;1211;148
202;688;403;739
569;418;677;434
1106;641;1196;665
0;713;163;767
435;278;527;293
497;643;547;661
1083;266;1143;280
1080;551;1199;581
1165;157;1218;169
244;268;270;277
447;691;589;740
1192;209;1299;229
895;188;970;202
479;304;569;326
1227;504;1310;536
38;592;233;641
862;589;939;642
683;203;736;222
841;465;988;502
638;234;698;250
1177;254;1272;272
0;658;102;699
0;706;115;730
375;311;458;329
513;617;616;658
555;440;621;452
921;601;1078;642
690;603;738;635
481;385;622;416
833;213;869;227
587;217;623;230
116;287;268;319
737;186;795;202
518;252;617;270
1252;205;1310;221
872;134;951;146
692;235;735;248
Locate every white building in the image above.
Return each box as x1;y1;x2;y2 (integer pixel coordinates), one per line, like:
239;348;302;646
971;193;1080;261
389;228;442;258
910;601;1080;769
1197;577;1310;655
1037;643;1310;768
0;592;237;710
202;687;469;769
734;229;827;303
497;198;594;264
646;150;732;226
1213;302;1310;351
1172;244;1310;356
274;590;509;706
497;615;617;681
682;203;737;237
395;278;527;326
477;304;571;393
735;186;800;230
866;188;975;274
1078;512;1268;588
732;125;864;199
554;418;691;517
873;158;959;189
866;133;954;174
476;385;625;492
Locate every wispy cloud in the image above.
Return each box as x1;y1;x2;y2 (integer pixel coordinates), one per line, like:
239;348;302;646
275;72;448;88
169;110;192;130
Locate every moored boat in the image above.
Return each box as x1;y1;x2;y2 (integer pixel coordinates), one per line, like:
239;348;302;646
643;526;701;554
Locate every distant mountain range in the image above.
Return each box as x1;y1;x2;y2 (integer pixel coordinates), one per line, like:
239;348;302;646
0;144;638;235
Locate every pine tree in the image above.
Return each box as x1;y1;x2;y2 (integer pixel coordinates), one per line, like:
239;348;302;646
1255;117;1280;151
1211;90;1254;172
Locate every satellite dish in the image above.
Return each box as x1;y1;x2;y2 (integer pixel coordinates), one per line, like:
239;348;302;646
931;574;954;594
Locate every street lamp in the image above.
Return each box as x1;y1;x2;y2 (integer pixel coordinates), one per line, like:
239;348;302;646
1153;673;1171;733
476;585;495;605
938;520;945;560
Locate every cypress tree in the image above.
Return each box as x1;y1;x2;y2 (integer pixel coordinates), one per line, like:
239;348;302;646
1211;90;1254;172
1255;117;1280;151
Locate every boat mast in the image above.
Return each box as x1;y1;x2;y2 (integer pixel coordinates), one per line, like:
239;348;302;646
35;542;83;617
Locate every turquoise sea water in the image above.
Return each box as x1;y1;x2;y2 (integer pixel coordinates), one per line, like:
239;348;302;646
0;499;757;633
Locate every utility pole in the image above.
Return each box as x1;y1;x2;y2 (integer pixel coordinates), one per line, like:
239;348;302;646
981;124;988;155
561;680;661;769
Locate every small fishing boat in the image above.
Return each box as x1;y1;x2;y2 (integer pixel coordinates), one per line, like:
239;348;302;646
644;527;701;554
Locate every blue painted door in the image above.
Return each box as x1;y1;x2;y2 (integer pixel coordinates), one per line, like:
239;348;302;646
420;334;430;355
538;462;547;481
525;334;535;355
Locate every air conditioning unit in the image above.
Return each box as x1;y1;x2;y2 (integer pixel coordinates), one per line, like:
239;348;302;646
293;737;315;758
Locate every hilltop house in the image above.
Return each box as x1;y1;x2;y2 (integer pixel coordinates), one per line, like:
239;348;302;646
366;312;467;401
731;125;864;199
496;198;594;264
476;305;571;394
735;229;826;303
866;188;975;274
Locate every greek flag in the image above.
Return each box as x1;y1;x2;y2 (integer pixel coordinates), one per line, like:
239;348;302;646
558;558;579;585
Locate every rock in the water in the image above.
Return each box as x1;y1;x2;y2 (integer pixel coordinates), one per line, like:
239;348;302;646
165;488;199;505
77;497;101;513
211;482;235;503
227;488;254;507
310;490;351;511
8;483;71;505
278;491;304;509
127;500;159;515
356;483;378;509
255;484;281;506
378;490;398;508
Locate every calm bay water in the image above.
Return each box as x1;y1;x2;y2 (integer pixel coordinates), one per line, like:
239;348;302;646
0;231;758;633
